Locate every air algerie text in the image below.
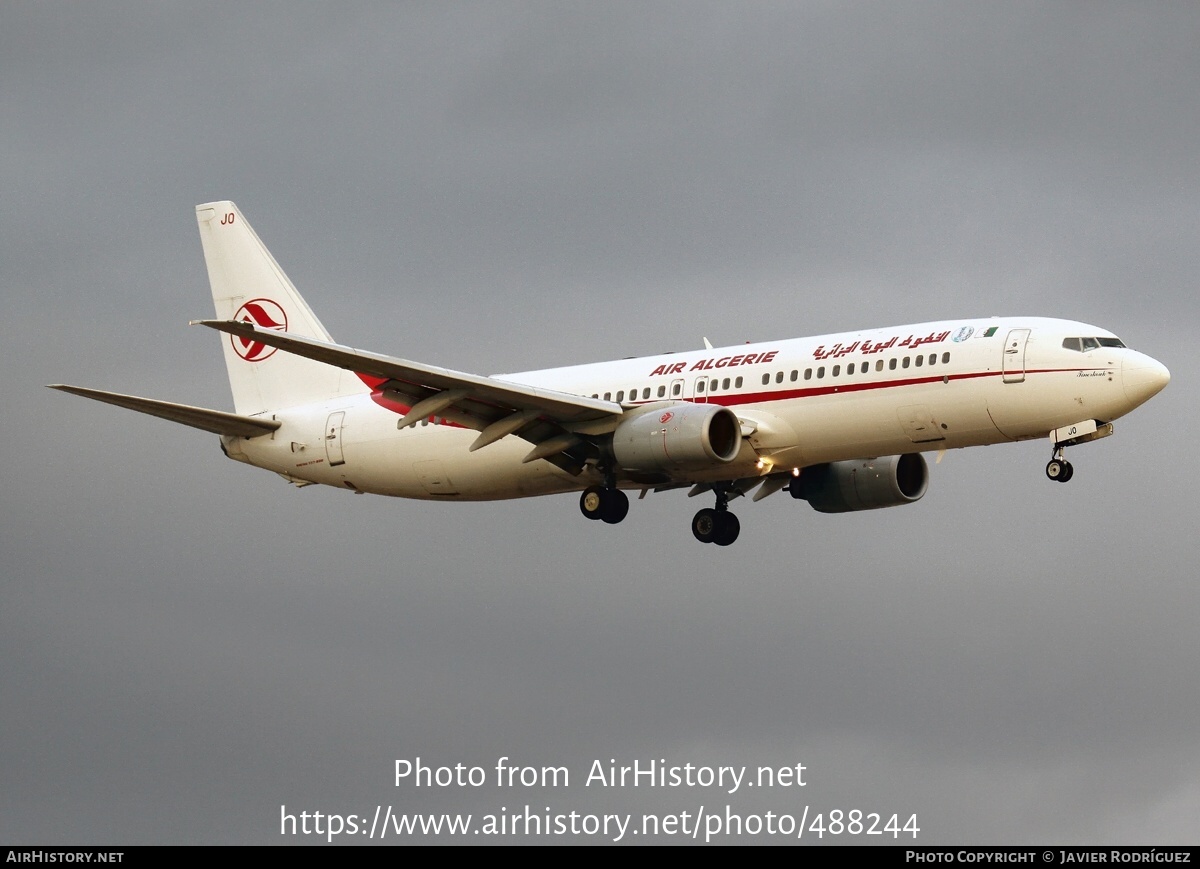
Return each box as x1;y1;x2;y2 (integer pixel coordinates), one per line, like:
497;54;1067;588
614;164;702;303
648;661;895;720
649;350;778;377
586;759;807;794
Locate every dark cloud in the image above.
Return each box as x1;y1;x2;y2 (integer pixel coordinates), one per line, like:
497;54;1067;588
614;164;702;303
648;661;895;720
2;2;1195;844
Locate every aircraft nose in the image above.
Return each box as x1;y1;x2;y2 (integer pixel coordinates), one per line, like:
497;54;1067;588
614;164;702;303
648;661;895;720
1122;353;1170;408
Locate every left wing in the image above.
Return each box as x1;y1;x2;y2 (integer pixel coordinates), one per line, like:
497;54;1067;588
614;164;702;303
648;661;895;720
194;320;624;474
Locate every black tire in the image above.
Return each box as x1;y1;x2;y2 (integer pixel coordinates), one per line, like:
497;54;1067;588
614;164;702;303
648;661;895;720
1060;461;1074;483
1046;459;1064;481
600;489;629;524
580;486;605;520
713;511;740;546
692;508;718;543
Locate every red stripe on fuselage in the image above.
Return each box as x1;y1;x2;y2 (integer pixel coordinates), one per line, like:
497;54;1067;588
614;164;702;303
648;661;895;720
619;367;1093;411
351;366;1096;428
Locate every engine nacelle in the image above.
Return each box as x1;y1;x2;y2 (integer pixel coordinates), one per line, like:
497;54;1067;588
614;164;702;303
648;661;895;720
611;402;742;473
791;454;929;513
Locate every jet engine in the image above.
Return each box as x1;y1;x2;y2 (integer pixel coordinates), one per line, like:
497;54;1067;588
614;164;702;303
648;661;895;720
611;402;741;473
791;454;928;513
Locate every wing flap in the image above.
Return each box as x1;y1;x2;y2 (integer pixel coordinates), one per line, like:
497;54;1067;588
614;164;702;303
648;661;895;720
48;385;281;438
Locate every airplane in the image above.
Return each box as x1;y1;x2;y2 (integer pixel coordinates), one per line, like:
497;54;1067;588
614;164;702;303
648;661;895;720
50;201;1170;546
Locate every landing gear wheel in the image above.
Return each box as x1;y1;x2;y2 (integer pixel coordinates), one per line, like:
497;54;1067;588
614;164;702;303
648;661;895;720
600;489;629;524
692;508;719;543
581;486;629;523
580;486;605;520
1046;459;1075;483
712;511;740;546
692;509;740;545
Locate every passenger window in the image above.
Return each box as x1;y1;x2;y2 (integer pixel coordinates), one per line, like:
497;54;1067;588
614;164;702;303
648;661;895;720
775;371;784;383
735;376;742;388
832;364;840;376
722;378;730;390
846;362;855;375
941;352;949;364
876;360;883;372
928;354;936;365
889;359;897;370
915;355;923;367
790;370;798;382
657;385;666;398
603;392;611;401
805;368;812;380
761;374;769;386
817;366;825;378
902;357;910;369
696;381;705;393
671;383;681;396
642;387;650;400
616;390;624;402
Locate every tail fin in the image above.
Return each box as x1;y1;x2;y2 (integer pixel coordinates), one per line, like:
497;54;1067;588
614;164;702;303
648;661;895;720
195;201;368;415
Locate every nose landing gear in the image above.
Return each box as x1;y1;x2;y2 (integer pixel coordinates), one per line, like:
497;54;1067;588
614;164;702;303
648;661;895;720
1045;448;1074;483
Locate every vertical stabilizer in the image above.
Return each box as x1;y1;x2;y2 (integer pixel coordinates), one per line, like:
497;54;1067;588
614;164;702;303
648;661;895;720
195;201;368;414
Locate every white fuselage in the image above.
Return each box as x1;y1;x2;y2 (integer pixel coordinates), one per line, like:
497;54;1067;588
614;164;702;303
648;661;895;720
221;316;1168;500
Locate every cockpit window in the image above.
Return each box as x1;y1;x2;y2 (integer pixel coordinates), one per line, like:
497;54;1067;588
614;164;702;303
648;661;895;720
1063;336;1127;352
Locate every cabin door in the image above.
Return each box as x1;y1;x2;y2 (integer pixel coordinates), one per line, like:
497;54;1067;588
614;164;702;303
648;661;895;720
325;411;346;467
1002;329;1030;384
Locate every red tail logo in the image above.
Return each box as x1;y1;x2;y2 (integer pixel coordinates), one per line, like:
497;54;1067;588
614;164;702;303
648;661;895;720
231;299;287;361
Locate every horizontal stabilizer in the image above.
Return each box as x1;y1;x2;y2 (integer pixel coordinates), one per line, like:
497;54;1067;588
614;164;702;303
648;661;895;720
48;385;281;438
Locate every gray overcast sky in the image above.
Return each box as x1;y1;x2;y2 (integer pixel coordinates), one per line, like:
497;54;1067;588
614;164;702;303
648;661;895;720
3;2;1197;844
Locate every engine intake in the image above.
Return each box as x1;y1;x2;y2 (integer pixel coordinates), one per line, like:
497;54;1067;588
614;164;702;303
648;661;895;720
612;402;741;473
791;454;928;513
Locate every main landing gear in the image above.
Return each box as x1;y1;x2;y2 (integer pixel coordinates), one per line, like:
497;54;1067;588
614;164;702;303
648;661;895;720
1045;448;1074;483
692;487;740;546
579;485;629;524
578;471;742;545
